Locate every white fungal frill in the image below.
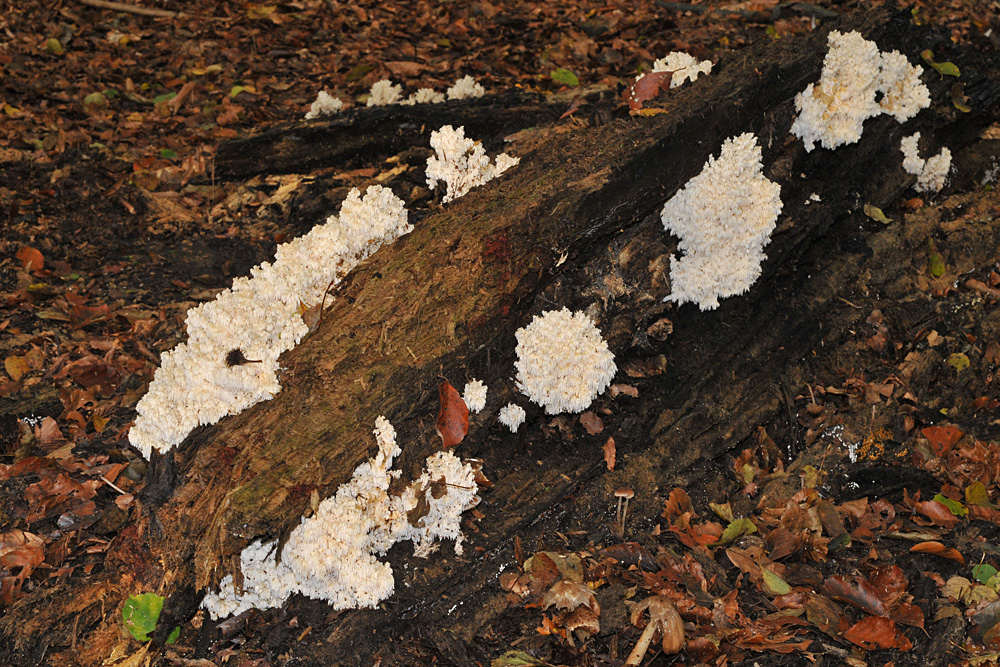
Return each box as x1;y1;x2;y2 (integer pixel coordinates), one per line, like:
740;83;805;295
463;379;488;414
791;30;930;151
661;133;782;311
425;125;519;203
202;417;479;619
514;308;617;415
498;403;526;432
900;132;952;193
367;79;403;107
446;75;485;100
304;90;343;119
647;51;713;88
129;186;412;458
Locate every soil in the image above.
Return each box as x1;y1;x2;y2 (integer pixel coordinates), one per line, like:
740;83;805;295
2;1;1000;667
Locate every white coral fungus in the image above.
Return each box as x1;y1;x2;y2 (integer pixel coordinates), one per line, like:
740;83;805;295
304;90;343;119
661;133;783;311
404;88;446;105
900;132;951;193
425;125;519;203
498;403;526;432
129;186;412;458
514;308;617;415
791;30;930;151
463;379;488;414
367;79;403;107
447;75;485;100
202;417;479;619
647;51;713;88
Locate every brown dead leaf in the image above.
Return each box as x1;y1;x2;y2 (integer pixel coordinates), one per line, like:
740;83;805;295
435;380;468;448
914;499;960;529
579;411;603;435
843;615;912;651
602;436;615;471
823;576;888;617
662;487;693;521
626;71;674;113
385;61;429;78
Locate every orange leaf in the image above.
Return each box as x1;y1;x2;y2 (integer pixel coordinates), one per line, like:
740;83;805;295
662;487;693;520
16;246;44;272
909;541;965;563
843;616;912;651
603;436;616;470
435;381;468;448
921;424;964;456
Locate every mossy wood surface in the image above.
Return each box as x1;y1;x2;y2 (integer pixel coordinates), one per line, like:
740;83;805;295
3;7;999;666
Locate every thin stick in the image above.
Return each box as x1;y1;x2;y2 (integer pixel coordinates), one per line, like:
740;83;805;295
76;0;183;18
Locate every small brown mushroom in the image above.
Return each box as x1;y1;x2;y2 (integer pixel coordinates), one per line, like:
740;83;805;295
625;595;684;665
540;579;600;615
615;487;635;533
561;605;600;647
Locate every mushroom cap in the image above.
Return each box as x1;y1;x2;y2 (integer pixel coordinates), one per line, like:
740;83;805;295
615;487;635;499
541;579;600;615
630;595;684;654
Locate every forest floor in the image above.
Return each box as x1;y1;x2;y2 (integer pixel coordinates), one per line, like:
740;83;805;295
2;0;1000;666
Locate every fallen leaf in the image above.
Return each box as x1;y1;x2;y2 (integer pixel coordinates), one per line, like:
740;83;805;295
709;518;757;547
662;487;693;520
626;71;674;112
921;425;964;455
435;381;468;448
599;542;659;571
385;61;429;78
4;356;28;381
602;436;615;471
551;68;579;87
911;541;965;564
915;499;960;529
579;411;603;435
762;567;792;596
843;615;912;651
16;246;44;271
823;576;887;616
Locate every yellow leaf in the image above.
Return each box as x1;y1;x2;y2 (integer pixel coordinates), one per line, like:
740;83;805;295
5;355;28;381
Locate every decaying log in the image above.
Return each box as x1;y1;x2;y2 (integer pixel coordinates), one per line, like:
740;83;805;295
214;92;574;180
3;6;999;666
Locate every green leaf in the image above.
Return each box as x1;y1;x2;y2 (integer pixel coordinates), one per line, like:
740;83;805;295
153;92;177;104
166;626;180;644
491;650;550;667
947;353;970;372
967;482;992;507
45;38;64;55
346;63;374;82
160;148;178;159
921;50;960;77
103;89;120;100
973;563;999;585
83;92;108;109
928;252;945;278
761;567;791;596
229;85;253;98
709;502;734;522
935;493;968;517
709;518;757;546
121;593;164;642
829;531;852;551
864;203;892;224
550;68;580;87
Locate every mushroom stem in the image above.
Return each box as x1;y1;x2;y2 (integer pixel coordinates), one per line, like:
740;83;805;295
625;619;658;666
620;497;630;533
616;496;624;526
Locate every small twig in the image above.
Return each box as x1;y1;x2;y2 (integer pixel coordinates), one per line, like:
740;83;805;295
99;475;127;495
76;0;183;18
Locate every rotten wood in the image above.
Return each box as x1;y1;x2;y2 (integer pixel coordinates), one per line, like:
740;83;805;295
2;6;998;666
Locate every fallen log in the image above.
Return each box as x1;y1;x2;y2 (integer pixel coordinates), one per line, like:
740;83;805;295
3;5;999;666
